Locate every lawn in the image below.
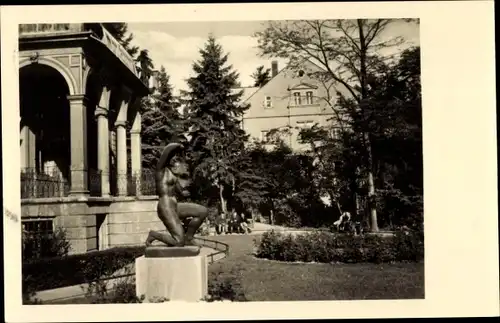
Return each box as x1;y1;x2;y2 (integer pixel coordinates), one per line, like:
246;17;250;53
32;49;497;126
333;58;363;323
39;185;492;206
44;233;424;303
209;234;425;301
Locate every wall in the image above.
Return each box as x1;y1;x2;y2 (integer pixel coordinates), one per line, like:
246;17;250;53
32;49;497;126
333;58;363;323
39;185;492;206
107;197;162;247
21;196;162;254
242;60;336;151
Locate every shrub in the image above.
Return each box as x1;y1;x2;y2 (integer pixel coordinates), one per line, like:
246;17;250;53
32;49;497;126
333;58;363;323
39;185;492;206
22;226;71;261
254;230;284;260
23;291;43;305
255;230;424;264
87;277;145;304
22;246;145;295
391;230;424;262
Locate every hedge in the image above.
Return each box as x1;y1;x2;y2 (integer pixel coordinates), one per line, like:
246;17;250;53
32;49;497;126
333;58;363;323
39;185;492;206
22;246;145;294
254;230;424;263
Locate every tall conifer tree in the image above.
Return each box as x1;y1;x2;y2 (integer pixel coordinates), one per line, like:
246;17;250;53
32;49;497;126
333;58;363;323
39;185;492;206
141;66;184;170
182;36;249;213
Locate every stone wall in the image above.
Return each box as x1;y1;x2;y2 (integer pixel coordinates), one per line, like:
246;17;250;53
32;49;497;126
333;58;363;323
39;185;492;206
21;196;162;254
107;197;163;247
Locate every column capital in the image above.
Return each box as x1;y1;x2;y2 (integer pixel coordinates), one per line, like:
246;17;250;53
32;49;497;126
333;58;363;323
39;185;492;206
130;129;141;135
67;94;89;104
95;107;108;118
115;120;127;128
131;111;142;133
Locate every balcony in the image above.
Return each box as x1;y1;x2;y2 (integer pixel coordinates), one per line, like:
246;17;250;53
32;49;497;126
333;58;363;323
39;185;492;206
19;23;140;81
20;167;157;199
19;24;86;37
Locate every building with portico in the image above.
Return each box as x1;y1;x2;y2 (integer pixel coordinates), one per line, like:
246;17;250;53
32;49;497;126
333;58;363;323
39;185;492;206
19;24;164;254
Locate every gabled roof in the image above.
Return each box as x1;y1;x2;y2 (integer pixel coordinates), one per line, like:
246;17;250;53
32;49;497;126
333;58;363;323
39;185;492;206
241;57;327;103
232;86;259;102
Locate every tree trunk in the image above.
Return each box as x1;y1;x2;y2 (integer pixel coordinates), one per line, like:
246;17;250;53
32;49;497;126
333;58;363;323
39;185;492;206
367;168;379;232
354;192;359;218
219;184;228;214
358;20;379;232
364;131;378;232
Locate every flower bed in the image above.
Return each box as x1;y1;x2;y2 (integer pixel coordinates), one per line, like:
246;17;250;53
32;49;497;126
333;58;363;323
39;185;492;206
254;230;424;264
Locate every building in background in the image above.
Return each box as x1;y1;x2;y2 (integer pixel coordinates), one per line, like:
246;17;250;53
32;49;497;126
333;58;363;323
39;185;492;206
234;59;343;151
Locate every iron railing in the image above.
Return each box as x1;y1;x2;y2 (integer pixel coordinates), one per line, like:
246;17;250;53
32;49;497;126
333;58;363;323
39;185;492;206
21;168;70;198
21;167;157;198
194;237;230;264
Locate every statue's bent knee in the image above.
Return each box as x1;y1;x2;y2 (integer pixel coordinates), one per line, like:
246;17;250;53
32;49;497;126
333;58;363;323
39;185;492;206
172;232;185;246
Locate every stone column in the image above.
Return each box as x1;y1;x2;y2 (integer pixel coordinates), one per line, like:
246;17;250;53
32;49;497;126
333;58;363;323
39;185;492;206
115;120;128;196
95;107;110;197
20;125;37;170
67;95;89;196
20;125;29;170
96;85;111;197
130;112;142;196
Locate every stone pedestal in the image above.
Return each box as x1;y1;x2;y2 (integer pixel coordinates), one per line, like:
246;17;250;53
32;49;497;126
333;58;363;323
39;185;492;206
135;247;208;302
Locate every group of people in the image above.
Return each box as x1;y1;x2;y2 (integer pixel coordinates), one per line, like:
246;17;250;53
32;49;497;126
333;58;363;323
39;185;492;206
333;211;364;235
215;210;252;235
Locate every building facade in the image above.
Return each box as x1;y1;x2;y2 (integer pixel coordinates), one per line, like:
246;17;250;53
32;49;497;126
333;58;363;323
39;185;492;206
237;60;339;151
19;24;166;255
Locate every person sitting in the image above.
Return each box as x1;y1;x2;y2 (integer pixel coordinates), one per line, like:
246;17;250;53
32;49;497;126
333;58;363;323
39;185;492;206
228;210;240;234
239;212;251;234
333;211;351;232
216;212;227;235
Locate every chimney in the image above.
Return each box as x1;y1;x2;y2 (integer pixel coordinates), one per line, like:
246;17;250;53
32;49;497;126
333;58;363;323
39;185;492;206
271;60;278;77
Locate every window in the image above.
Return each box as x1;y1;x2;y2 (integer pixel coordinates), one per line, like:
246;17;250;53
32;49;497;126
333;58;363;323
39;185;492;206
264;96;272;109
305;91;314;105
298;70;305;77
260;130;269;142
293;92;302;106
329;128;341;139
22;218;55;259
296;120;314;129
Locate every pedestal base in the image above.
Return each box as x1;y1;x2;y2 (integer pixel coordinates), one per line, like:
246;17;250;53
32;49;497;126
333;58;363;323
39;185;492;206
145;245;201;258
135;253;208;302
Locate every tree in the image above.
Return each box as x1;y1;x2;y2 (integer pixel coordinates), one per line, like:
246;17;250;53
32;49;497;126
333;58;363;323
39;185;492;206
140;66;184;170
255;19;418;231
136;49;155;86
360;46;422;229
251;65;272;87
182;36;250;214
101;23;139;57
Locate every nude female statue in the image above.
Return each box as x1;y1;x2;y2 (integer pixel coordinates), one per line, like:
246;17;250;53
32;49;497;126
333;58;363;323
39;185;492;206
145;143;208;247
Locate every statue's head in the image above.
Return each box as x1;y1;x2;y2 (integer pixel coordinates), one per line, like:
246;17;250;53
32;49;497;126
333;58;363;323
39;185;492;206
161;143;192;197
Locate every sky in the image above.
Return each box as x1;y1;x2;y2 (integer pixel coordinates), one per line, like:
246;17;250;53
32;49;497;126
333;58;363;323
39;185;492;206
128;20;420;95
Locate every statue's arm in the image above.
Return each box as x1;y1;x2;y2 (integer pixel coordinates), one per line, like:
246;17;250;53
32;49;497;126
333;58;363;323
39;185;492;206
157;147;171;174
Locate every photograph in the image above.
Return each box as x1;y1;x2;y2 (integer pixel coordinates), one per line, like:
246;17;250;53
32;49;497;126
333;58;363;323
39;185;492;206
18;18;424;304
2;2;498;321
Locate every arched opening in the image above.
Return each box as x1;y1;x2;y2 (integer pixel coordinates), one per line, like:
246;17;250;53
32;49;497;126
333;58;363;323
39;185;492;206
20;63;71;198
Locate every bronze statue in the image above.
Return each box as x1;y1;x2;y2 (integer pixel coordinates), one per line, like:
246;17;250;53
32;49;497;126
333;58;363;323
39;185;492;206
145;143;208;247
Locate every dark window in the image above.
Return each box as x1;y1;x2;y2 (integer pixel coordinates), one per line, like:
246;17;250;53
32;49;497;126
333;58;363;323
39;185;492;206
306;91;314;105
293;92;302;105
22;218;55;259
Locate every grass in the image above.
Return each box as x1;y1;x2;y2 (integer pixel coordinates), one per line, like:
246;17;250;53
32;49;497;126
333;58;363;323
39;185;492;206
42;233;424;303
209;234;425;301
